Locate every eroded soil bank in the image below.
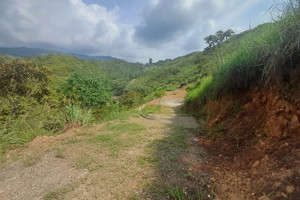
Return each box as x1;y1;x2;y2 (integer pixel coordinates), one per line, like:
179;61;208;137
202;89;300;200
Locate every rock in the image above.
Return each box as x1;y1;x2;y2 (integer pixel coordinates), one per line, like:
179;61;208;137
274;182;281;187
281;192;288;198
252;160;260;168
286;185;294;194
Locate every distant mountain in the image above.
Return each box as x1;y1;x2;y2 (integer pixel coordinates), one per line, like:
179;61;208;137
69;53;115;61
0;46;116;61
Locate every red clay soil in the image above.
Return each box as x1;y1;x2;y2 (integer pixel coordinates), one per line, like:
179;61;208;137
202;90;300;200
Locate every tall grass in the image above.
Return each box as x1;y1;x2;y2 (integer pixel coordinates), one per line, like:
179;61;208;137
65;104;94;125
265;0;300;84
185;0;300;113
185;76;212;105
0;102;65;151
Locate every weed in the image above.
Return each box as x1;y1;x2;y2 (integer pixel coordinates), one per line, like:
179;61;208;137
105;123;146;133
167;186;185;200
0;146;3;163
55;148;65;159
43;185;74;200
137;155;157;166
64;138;81;144
65;104;93;125
74;156;96;170
169;127;187;149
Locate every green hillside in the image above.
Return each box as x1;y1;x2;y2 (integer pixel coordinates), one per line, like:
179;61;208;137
126;52;202;97
91;59;145;95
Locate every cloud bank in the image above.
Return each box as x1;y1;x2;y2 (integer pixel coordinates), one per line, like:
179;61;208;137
0;0;274;62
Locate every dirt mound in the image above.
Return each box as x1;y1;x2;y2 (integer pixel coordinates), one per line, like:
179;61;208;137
202;90;300;199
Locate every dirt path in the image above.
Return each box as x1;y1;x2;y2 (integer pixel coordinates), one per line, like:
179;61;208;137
0;88;214;200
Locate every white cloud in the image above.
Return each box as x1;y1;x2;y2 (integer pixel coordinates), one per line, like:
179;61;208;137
0;0;275;62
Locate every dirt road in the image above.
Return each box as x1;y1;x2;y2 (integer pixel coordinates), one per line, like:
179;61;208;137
0;88;213;200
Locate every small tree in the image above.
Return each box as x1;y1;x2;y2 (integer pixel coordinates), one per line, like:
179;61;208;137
149;58;153;65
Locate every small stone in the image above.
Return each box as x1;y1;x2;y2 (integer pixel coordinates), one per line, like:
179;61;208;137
274;182;281;187
281;192;288;198
286;185;294;194
252;160;260;168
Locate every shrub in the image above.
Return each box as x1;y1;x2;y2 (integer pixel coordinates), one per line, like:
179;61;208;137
144;87;165;102
120;91;144;108
0;57;51;100
59;73;111;108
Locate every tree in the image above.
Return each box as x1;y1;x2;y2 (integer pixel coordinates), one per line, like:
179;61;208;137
204;35;218;48
149;58;153;65
216;30;225;45
204;29;235;49
224;29;235;40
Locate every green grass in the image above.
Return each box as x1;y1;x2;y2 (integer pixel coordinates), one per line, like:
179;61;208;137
89;123;146;156
105;122;146;132
65;104;94;125
74;156;96;170
126;53;201;97
140;105;162;115
167;186;185;200
167;126;187;149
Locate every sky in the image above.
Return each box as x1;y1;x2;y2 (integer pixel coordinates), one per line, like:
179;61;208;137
0;0;280;63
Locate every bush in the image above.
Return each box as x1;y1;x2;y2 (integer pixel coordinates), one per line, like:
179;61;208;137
0;57;51;100
59;73;111;108
120;91;144;108
144;87;165;102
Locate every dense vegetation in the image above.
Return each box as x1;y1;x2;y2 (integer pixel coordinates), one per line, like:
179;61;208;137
126;52;202;100
91;59;144;96
0;55;145;152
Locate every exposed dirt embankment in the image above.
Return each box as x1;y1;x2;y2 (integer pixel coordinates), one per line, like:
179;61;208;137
203;88;300;200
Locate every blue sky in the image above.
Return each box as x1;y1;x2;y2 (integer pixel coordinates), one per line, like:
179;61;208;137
0;0;281;62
